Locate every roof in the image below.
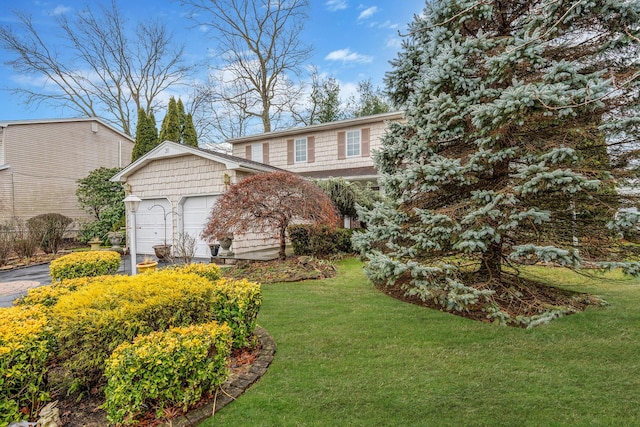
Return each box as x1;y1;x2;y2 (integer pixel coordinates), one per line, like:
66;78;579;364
298;166;379;180
0;117;135;142
111;140;282;182
227;111;404;144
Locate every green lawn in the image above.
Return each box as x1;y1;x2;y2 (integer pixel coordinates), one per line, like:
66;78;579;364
204;258;640;427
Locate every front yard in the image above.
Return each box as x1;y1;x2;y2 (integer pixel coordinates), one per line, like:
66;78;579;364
206;258;640;426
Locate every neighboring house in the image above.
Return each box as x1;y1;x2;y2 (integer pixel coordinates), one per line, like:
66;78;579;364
228;111;404;187
0;118;134;228
110;140;282;258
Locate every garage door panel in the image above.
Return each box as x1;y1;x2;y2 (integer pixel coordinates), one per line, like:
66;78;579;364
137;199;172;255
182;196;218;258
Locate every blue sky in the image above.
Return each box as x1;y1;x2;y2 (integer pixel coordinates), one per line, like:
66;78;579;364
0;0;425;124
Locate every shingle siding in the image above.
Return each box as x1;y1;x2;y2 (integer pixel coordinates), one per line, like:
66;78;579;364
125;155;276;255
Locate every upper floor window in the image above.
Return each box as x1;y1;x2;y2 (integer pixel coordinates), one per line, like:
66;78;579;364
295;137;307;163
251;143;263;163
346;130;361;157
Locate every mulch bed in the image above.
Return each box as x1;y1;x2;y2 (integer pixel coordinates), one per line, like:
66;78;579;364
222;256;337;283
377;272;600;326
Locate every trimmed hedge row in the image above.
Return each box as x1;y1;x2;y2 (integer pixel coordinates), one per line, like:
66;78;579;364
0;306;52;426
49;251;121;281
289;225;354;256
104;322;233;425
51;269;261;392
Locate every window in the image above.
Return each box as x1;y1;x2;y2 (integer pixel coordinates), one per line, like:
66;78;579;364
295;137;307;163
346;130;361;157
251;143;263;163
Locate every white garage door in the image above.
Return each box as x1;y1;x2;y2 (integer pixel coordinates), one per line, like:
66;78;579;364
182;195;219;258
136;199;173;255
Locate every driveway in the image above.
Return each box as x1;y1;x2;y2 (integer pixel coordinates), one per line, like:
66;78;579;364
0;262;52;308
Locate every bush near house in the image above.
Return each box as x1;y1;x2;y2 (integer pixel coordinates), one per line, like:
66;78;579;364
26;213;72;254
0;306;52;426
168;262;222;282
289;224;354;256
49;251;121;281
51;270;261;392
104;322;232;425
16;277;97;308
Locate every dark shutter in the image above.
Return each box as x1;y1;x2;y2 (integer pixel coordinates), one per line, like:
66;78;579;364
245;145;251;160
361;128;370;157
308;136;315;163
287;139;294;165
338;131;346;160
263;142;269;164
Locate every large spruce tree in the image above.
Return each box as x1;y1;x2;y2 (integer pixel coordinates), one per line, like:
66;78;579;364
354;0;640;325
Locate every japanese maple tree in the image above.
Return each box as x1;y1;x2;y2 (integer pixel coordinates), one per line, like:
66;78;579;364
202;171;339;259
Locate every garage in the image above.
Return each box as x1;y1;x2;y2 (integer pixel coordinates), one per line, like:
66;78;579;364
181;195;219;258
111;141;280;258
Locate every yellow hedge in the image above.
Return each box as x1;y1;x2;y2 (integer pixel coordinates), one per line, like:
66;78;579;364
51;269;261;392
16;277;96;307
104;321;232;425
49;250;121;281
0;306;52;426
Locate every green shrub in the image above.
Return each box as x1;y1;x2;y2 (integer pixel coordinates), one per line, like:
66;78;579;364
289;225;354;256
0;306;52;426
51;270;261;392
168;262;222;282
211;278;262;348
104;322;232;425
49;251;121;281
26;213;73;254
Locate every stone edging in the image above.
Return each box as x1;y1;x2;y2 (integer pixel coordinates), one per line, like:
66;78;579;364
165;326;276;427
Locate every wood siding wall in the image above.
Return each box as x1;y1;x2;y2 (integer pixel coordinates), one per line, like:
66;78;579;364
232;118;398;176
0;121;133;227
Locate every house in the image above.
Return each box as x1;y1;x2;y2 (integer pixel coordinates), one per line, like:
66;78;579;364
111;112;404;260
110;141;282;258
0;118;134;228
228;111;404;187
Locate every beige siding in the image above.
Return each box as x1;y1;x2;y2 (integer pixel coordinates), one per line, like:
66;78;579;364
231;118;398;177
0;120;133;227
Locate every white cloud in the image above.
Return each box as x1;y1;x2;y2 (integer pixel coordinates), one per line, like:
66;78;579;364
386;36;402;49
324;48;373;64
378;20;398;30
325;0;348;11
50;5;72;16
357;6;378;20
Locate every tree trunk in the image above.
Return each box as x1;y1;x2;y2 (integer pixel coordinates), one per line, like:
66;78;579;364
478;241;502;282
279;226;287;260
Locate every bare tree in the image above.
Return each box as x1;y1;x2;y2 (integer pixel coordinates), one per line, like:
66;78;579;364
182;0;312;136
0;1;191;135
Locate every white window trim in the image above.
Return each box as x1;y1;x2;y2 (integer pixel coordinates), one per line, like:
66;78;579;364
295;137;307;163
346;129;361;158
